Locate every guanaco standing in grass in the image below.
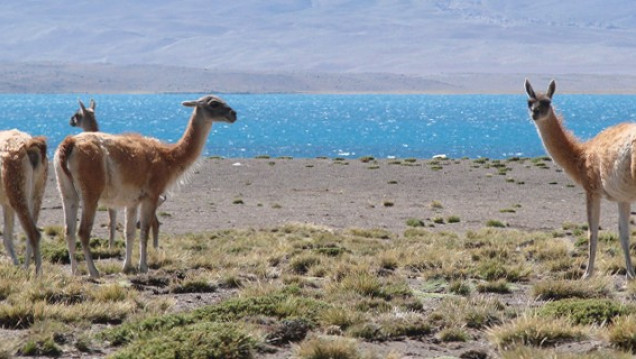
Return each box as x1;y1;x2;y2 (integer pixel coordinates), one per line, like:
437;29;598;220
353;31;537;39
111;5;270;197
56;95;236;277
0;130;47;275
70;99;164;249
525;79;636;279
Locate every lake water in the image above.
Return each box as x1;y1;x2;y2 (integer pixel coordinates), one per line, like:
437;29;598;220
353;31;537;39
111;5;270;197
2;93;636;159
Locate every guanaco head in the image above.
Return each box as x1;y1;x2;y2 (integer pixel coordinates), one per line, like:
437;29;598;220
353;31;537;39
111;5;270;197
525;79;555;122
182;95;237;124
70;99;98;131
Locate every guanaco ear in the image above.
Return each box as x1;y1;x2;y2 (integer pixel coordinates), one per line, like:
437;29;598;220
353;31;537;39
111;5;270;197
182;100;198;107
79;100;87;112
524;78;536;99
546;80;556;99
89;99;96;110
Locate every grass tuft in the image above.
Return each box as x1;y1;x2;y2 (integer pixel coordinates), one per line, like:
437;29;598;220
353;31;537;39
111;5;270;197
486;220;506;228
476;279;511;294
447;215;461;223
489;315;587;349
0;302;35;329
18;338;62;357
438;327;470;342
532;279;610;300
405;218;425;227
295;335;361;359
501;346;632;359
448;280;471;296
171;279;217;294
289;255;322;274
609;314;636;353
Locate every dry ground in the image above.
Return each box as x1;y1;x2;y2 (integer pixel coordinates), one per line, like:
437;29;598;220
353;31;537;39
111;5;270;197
36;156;623;237
1;157;636;358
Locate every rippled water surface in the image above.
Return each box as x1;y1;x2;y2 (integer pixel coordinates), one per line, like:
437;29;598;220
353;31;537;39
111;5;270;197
2;93;636;158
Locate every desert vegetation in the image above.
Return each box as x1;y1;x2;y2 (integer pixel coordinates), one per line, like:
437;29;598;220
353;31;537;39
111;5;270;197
1;223;636;358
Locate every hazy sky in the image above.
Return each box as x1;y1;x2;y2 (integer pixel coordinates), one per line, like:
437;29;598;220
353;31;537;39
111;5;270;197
2;1;636;74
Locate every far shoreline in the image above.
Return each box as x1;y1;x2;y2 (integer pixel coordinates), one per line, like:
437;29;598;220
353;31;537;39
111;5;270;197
3;63;636;94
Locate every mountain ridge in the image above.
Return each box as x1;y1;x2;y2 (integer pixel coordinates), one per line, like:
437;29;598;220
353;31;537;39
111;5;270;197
2;62;636;94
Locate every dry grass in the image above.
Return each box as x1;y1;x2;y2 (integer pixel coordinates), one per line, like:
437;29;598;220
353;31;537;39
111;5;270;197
294;335;362;359
501;346;632;359
488;315;588;349
429;295;505;330
531;278;611;300
609;315;636;353
1;224;636;357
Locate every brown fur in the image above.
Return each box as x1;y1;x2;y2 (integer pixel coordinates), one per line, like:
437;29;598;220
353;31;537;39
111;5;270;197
57;137;75;180
71;99;99;132
26;136;47;168
0;130;47;275
69;100;164;248
526;79;636;279
27;137;48;224
55;95;236;277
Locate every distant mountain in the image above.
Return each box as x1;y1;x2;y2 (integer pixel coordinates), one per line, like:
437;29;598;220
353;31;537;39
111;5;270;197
2;63;636;94
1;1;635;75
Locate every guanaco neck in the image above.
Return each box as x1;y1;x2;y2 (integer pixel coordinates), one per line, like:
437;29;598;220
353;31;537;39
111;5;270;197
169;107;213;171
82;121;99;132
81;115;99;132
535;109;585;185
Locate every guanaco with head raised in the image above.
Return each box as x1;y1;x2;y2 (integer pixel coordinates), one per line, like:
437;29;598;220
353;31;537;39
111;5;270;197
526;79;636;279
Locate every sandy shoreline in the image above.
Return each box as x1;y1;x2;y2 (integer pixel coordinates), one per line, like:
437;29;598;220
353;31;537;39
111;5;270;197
35;157;623;239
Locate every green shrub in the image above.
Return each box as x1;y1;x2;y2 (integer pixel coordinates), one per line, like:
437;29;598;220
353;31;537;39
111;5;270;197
111;322;254;359
486;220;506;228
406;218;426;227
19;338;62;357
447;216;461;223
540;299;634;325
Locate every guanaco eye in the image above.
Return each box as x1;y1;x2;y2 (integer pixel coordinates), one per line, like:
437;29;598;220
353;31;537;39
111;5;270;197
527;100;533;109
209;101;220;108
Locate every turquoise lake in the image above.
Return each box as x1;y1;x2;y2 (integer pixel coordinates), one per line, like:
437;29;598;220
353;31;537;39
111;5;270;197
2;94;636;159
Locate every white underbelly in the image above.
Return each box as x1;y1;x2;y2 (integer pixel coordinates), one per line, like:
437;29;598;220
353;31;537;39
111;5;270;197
71;178;145;208
603;180;636;202
602;146;636;201
99;186;146;208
